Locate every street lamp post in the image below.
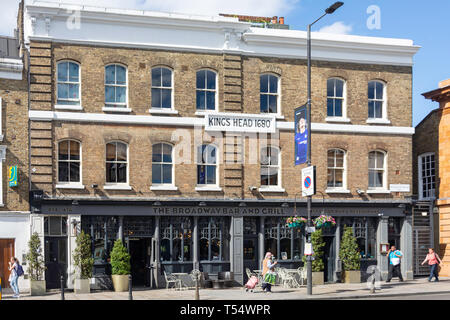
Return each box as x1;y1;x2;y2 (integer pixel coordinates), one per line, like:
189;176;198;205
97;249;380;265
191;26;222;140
306;1;343;296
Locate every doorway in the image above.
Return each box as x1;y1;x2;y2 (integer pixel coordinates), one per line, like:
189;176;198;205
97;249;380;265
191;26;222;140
44;237;68;289
323;235;336;283
0;239;14;288
129;238;152;287
243;218;259;283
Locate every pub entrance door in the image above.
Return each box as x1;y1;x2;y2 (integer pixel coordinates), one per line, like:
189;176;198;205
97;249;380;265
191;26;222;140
323;234;336;283
128;238;153;287
44;237;68;289
243;218;259;283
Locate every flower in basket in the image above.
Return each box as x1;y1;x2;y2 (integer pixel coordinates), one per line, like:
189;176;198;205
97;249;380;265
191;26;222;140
313;214;336;228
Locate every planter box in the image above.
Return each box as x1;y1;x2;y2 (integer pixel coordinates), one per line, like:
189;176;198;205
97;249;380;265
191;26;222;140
112;274;129;292
342;270;361;283
312;272;324;285
30;280;46;296
74;278;91;294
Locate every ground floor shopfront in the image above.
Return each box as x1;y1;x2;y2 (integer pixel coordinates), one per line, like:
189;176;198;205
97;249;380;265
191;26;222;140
29;198;414;289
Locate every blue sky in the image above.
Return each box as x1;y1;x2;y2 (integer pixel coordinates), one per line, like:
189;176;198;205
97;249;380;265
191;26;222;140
1;0;449;125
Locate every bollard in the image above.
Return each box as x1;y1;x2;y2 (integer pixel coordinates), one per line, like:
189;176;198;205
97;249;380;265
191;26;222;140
61;275;65;300
195;275;199;301
128;275;133;300
370;269;376;294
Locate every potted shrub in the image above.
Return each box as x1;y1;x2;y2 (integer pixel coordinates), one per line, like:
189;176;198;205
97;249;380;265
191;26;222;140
110;239;131;292
73;230;94;294
303;229;325;285
339;226;361;283
25;232;46;295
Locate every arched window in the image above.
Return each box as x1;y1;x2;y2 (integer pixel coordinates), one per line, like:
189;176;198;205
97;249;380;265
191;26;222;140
105;64;127;108
368;80;386;119
327;149;346;189
197;144;217;186
106;141;128;183
260;74;279;114
152;143;173;185
327;78;345;117
368;150;386;189
58;140;81;183
57;61;80;105
418;153;436;200
260;146;280;187
196;69;217;111
151;67;173;109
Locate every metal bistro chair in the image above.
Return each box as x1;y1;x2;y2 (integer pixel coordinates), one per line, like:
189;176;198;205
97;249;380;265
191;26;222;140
164;271;182;290
245;268;253;280
279;268;297;288
297;267;307;286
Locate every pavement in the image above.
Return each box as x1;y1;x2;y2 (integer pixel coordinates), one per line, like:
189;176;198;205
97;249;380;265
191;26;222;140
2;277;449;300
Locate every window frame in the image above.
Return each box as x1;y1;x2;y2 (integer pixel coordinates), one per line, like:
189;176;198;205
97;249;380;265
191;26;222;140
196;144;219;188
259;145;282;189
151;142;175;188
259;73;281;117
326;77;349;122
198;217;230;262
367;80;388;122
56;139;83;188
368;150;388;190
326;148;347;191
418;152;436;200
264;217;304;261
105;141;130;188
150;66;175;112
104;63;128;109
195;69;218;113
56;60;81;107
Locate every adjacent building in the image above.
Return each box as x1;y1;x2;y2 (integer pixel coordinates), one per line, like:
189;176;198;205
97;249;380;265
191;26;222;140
0;0;31;290
20;1;419;288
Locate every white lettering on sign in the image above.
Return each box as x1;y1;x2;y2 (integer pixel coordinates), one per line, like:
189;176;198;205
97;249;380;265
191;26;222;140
205;113;276;133
389;184;410;192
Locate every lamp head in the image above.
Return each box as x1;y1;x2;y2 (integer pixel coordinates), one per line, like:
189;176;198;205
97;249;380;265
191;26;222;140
325;1;344;14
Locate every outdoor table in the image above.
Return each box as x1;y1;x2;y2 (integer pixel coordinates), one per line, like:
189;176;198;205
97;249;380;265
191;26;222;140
171;273;194;290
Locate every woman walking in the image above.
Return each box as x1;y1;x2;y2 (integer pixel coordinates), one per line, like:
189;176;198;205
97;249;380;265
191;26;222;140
8;257;20;298
261;252;277;293
421;248;443;282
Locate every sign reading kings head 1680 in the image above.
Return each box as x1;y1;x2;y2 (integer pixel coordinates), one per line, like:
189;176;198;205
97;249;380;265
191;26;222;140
205;113;276;133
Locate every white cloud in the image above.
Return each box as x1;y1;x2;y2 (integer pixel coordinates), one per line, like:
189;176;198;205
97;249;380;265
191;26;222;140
318;21;352;35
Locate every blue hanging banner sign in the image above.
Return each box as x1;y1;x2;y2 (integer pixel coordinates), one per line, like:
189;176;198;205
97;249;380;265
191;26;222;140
294;104;308;165
9;165;18;187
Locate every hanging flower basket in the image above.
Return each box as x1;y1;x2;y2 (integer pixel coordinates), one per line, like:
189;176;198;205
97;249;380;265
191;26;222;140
313;215;336;229
286;216;307;228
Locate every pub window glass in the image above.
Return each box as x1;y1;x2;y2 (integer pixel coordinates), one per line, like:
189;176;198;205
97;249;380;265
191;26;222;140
106;141;128;183
81;216;119;265
342;217;377;259
58;140;81;183
197;144;217;186
160;217;193;262
243;218;258;260
264;217;303;260
199;217;230;261
44;216;68;236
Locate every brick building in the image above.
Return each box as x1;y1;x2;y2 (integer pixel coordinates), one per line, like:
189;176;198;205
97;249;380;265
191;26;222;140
422;79;450;277
22;1;419;288
0;0;30;290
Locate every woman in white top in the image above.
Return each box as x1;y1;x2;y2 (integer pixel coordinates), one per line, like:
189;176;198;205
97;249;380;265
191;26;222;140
8;257;20;298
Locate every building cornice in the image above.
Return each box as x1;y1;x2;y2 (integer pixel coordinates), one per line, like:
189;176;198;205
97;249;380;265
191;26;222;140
0;58;24;80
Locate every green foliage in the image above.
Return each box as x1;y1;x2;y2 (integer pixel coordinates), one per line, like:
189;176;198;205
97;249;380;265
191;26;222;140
25;232;46;281
73;230;94;279
110;239;131;275
339;226;361;271
303;229;325;272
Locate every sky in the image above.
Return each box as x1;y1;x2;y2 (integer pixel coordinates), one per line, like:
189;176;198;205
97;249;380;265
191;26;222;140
1;0;449;126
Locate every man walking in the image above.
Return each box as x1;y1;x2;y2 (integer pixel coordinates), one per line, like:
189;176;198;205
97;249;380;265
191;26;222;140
386;245;403;282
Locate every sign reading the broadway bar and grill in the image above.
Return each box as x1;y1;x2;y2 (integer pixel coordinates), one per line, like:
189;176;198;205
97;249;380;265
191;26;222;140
205;113;276;133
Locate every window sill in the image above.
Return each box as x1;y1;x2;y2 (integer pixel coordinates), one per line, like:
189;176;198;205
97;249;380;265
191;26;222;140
150;185;178;191
275;115;285;120
366;118;391;125
55;105;83;111
258;186;286;193
195;186;223;192
366;189;390;194
56;184;86;190
148;108;179;115
104;184;132;190
103;107;132;113
325;188;351;194
195;111;217;116
325;117;351;123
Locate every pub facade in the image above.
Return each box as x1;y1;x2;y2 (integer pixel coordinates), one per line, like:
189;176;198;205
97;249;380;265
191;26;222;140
22;1;419;289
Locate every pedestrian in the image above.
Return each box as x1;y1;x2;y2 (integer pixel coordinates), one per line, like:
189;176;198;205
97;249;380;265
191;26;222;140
261;252;277;293
8;257;20;298
421;248;443;282
386;245;404;282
